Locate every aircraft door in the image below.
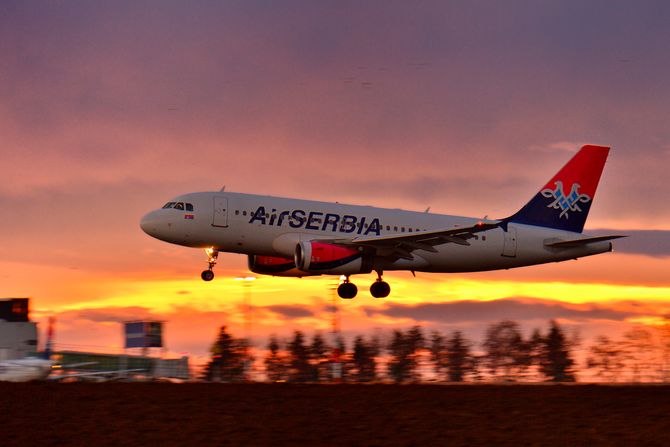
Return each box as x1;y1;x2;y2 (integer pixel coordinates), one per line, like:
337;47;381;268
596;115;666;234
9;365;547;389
502;227;517;257
212;196;229;228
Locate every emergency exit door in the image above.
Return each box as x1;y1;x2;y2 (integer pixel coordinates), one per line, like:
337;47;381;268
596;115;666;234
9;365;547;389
212;196;228;227
502;227;517;257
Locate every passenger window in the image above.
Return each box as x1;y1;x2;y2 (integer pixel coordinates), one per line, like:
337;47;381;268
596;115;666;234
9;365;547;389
162;202;175;209
235;210;239;215
408;228;412;233
394;226;398;232
386;225;390;231
243;211;247;216
185;203;194;212
174;202;184;210
482;235;487;241
401;227;405;232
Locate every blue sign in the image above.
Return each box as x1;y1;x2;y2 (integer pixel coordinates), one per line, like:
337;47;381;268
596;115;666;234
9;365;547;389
124;321;163;348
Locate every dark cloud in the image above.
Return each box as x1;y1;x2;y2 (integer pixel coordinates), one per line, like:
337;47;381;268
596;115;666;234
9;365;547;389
61;306;155;323
366;298;635;324
593;230;670;258
265;305;314;319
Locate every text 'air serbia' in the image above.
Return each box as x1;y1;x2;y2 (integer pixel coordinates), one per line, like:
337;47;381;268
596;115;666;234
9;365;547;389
140;145;625;299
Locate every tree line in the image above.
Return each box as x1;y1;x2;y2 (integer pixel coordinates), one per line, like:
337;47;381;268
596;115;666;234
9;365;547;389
203;319;583;383
202;319;670;383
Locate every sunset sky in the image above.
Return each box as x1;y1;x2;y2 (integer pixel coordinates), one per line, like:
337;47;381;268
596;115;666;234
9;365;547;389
2;1;670;366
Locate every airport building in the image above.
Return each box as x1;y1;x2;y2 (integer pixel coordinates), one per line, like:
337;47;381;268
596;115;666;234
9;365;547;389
0;298;37;361
1;298;191;381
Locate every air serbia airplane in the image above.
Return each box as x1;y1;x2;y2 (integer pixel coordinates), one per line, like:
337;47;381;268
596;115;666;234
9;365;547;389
140;145;624;299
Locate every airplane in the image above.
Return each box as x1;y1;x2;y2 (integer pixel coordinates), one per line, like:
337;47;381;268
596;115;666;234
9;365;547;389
140;145;625;299
0;357;54;382
0;317;56;382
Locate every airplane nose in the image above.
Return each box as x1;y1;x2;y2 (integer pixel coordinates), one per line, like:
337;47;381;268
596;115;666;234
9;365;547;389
140;211;161;237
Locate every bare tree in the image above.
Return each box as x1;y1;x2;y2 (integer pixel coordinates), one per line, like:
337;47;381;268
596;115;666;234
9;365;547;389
537;320;575;382
265;335;288;382
621;326;655;382
429;330;447;380
288;331;311;382
482;320;531;381
446;331;476;382
352;336;379;382
310;332;330;382
387;326;425;383
586;335;625;382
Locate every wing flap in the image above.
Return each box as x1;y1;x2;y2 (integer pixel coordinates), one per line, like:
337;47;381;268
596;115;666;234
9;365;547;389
327;220;501;260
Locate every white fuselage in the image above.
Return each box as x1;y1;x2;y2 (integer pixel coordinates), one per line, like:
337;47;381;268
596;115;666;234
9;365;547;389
140;191;612;274
0;358;54;382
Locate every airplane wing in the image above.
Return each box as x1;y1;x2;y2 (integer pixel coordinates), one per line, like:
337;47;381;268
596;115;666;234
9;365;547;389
329;221;502;260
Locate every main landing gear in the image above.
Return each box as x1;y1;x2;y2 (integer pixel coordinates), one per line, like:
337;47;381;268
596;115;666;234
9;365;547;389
201;248;218;281
337;272;391;299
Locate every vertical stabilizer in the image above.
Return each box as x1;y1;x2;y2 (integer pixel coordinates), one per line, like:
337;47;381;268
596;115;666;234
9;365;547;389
507;145;610;233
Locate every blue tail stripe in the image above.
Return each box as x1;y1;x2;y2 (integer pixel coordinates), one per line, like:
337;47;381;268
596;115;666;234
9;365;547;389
508;193;592;233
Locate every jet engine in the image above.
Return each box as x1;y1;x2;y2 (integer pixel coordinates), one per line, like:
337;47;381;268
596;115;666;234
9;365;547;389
248;255;316;277
294;241;373;275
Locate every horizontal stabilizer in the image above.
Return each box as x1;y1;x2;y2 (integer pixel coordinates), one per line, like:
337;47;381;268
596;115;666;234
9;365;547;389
544;235;627;248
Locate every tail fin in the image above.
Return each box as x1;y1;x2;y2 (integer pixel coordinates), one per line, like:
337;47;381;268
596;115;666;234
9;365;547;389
507;145;610;233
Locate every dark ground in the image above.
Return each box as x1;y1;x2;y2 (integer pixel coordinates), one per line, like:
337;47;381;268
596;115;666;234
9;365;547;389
3;383;670;447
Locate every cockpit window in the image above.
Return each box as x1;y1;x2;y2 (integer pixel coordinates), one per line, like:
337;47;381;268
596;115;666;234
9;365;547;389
174;202;185;210
162;202;176;209
185;203;194;211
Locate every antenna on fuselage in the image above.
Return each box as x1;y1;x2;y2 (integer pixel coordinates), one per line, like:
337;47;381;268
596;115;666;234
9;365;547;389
220;185;226;192
424;206;430;213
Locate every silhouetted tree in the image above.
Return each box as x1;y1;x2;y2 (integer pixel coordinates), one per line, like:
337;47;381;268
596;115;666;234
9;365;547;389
203;326;251;382
586;335;625;382
446;331;476;382
329;335;347;382
310;332;330;382
538;320;575;382
656;320;670;382
388;326;425;383
622;326;655;382
352;336;379;382
288;331;311;382
483;320;531;381
429;331;447;379
265;335;288;382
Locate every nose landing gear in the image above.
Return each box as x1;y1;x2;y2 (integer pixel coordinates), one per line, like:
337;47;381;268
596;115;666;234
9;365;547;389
201;248;218;281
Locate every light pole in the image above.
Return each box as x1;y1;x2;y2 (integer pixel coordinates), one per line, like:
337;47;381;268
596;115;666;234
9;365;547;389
235;276;256;380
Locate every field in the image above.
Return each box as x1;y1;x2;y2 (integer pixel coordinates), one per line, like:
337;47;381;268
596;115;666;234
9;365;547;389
3;383;670;446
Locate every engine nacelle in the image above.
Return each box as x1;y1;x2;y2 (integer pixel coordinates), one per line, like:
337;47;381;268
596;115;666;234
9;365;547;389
248;255;316;277
294;241;373;275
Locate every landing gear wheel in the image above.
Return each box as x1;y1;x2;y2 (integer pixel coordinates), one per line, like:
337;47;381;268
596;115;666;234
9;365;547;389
338;282;358;299
201;248;218;282
370;280;391;298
